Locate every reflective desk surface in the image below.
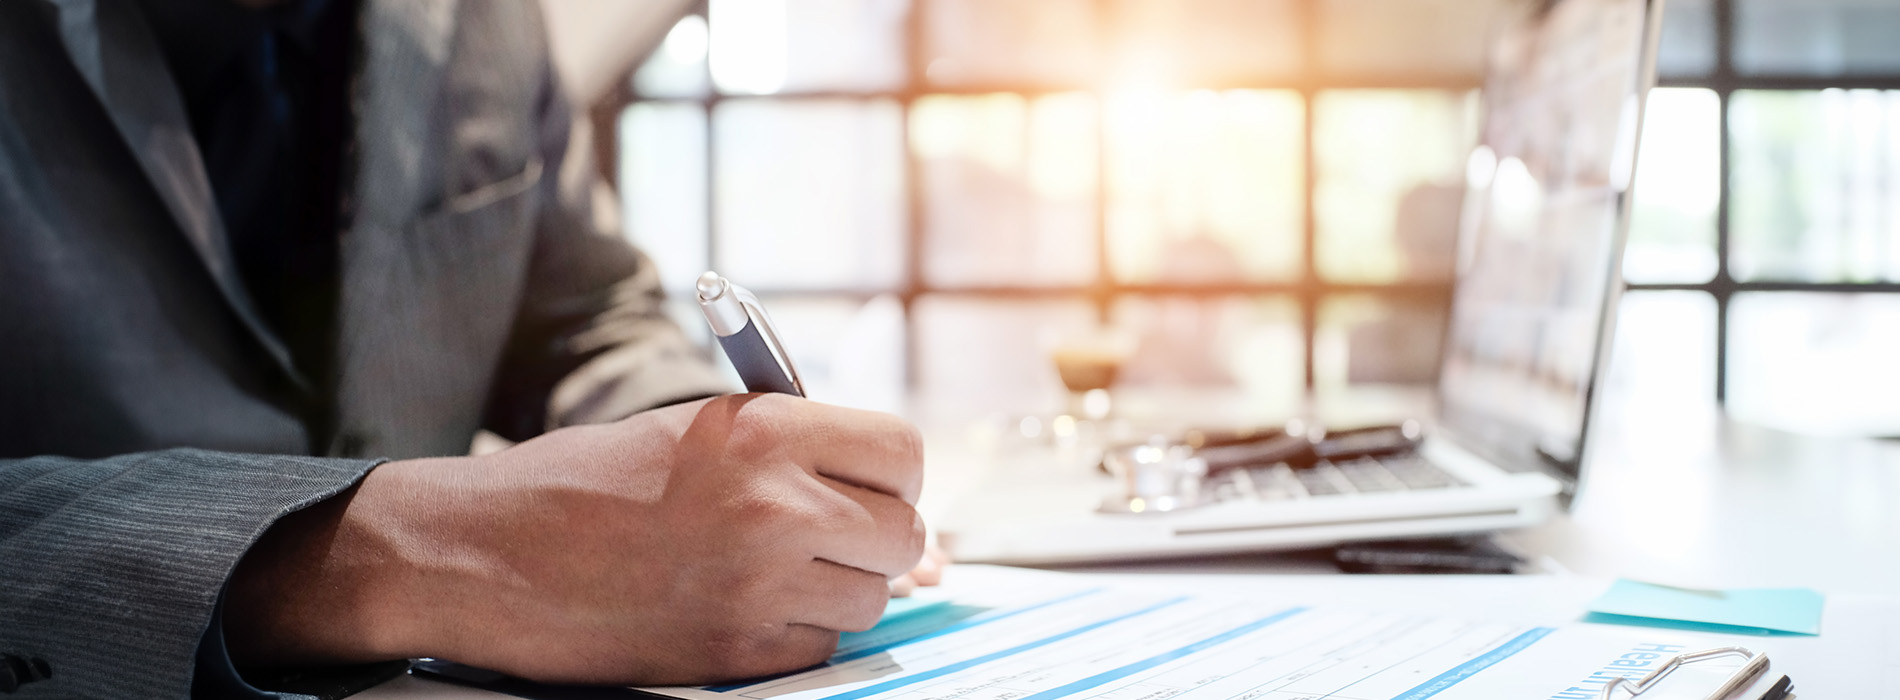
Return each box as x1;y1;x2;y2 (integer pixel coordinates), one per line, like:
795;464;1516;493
364;388;1900;698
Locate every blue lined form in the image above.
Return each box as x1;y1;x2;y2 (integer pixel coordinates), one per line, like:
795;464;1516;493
814;597;1190;700
833;588;1104;664
1017;606;1309;700
1387;627;1556;700
705;588;1105;693
639;566;1653;700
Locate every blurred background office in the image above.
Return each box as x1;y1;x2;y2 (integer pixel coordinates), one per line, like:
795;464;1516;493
542;0;1900;438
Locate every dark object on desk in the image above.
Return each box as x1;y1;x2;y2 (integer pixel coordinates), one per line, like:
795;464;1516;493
1756;674;1793;700
236;659;413;700
1310;423;1423;464
413;660;651;700
1333;537;1523;574
1189;421;1424;474
0;654;51;694
1191;427;1310;472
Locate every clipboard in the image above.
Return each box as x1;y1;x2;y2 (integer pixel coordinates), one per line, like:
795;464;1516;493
1596;646;1771;700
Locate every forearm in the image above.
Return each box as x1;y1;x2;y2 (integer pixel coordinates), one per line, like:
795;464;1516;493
0;450;378;699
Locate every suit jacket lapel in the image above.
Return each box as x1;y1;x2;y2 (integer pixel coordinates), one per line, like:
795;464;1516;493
47;0;307;390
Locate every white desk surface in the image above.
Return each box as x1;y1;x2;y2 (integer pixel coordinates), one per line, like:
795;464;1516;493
362;389;1900;697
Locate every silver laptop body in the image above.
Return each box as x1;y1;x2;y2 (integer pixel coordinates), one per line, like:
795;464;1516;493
941;0;1666;565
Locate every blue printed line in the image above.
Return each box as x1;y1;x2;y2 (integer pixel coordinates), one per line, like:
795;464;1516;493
1016;606;1310;700
704;588;1106;693
813;596;1191;700
834;588;1107;663
1387;627;1557;700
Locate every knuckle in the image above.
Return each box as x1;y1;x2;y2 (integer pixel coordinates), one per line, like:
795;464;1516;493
726;487;783;524
847;576;892;631
903;509;928;558
733;493;808;544
868;420;926;500
728;395;802;452
809;491;858;532
890;421;926;466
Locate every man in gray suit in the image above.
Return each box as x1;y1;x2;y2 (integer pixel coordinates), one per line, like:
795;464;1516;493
0;1;929;698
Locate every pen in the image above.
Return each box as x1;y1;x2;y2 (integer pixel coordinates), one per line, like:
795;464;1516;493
696;271;805;397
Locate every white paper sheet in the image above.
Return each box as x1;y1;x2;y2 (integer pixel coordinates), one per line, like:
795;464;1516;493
641;566;1790;700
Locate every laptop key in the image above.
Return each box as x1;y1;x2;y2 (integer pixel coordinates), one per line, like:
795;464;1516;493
1295;463;1347;497
1338;458;1404;493
1247;464;1301;500
1380;456;1461;489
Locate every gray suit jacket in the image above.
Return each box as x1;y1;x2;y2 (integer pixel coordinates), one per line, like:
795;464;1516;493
0;1;727;697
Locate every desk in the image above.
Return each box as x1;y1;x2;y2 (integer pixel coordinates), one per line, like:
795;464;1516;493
360;391;1900;698
1508;401;1900;596
1015;394;1900;594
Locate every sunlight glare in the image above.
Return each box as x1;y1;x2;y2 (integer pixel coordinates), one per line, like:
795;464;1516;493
662;15;710;65
710;0;787;95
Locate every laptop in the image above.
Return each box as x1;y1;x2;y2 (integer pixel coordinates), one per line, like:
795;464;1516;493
938;0;1666;565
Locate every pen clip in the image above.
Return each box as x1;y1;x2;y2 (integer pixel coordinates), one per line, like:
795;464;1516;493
730;285;806;398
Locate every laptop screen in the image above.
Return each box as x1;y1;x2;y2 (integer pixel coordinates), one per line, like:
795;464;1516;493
1436;0;1661;483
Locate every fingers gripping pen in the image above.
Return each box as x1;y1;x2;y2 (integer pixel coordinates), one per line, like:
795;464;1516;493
696;271;806;397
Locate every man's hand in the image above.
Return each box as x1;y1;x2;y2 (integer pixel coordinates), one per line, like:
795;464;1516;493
223;394;927;685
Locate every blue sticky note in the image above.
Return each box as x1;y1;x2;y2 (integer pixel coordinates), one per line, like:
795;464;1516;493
1582;579;1824;636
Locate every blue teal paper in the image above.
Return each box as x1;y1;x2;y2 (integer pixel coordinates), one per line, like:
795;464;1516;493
880;596;951;623
1583;579;1824;636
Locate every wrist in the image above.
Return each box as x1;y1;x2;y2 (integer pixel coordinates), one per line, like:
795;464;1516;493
224;456;476;666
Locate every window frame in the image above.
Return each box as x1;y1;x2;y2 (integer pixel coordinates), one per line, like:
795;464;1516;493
596;0;1900;404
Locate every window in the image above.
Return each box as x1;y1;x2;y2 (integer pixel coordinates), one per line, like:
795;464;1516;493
609;0;1900;435
1623;0;1900;435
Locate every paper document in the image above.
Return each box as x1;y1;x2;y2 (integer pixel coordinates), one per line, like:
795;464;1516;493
643;567;1770;700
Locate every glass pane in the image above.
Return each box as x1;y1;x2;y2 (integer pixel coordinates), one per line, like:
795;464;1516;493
921;0;1102;87
741;295;907;413
634;15;712;99
1655;0;1716;77
1316;0;1510;77
713;99;906;289
1314;90;1476;283
710;0;906;94
1111;0;1301;84
1729;293;1900;436
1737;0;1900;76
1624;88;1719;284
1316;295;1448;389
1111;295;1303;409
618;102;708;295
914;93;1099;287
1107;89;1304;284
1599;292;1715;415
1730;90;1900;283
914;296;1099;414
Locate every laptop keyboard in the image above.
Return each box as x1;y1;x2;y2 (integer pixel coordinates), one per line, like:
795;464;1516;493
1204;454;1463;503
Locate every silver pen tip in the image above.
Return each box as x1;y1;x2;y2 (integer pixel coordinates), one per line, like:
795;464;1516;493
696;271;725;301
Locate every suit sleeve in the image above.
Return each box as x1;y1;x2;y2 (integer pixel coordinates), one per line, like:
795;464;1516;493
0;449;381;699
481;18;730;442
